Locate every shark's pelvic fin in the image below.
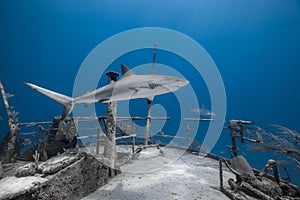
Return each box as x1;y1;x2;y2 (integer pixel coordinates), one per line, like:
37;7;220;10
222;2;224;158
24;82;74;119
121;64;135;77
146;96;154;103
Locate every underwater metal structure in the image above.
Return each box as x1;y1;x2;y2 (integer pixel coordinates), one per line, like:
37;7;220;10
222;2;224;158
0;82;78;164
220;119;300;199
0;82;19;163
103;71;119;169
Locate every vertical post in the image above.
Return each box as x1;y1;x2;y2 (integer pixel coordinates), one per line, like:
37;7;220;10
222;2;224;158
185;119;191;146
0;82;18;163
96;120;100;155
103;71;119;169
229;120;238;157
240;123;245;143
152;44;157;75
0;82;12;128
73;118;78;135
272;161;281;184
131;119;135;153
74;117;79;148
219;159;224;190
144;99;153;145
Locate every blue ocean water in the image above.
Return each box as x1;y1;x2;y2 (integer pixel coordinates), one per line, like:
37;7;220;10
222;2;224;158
1;0;300;186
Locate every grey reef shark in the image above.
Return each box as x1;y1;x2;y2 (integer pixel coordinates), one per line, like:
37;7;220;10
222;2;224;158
190;104;215;117
25;64;189;119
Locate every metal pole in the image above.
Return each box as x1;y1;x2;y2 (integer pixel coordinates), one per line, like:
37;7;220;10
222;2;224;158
103;71;119;168
185;119;191;146
0;82;18;163
132;119;135;153
0;82;13;128
229;120;238;156
144;99;153;145
96;120;100;155
219;159;224;190
152;44;157;75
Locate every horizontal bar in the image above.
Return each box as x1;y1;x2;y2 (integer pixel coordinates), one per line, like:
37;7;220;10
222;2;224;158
19;132;40;136
78;128;100;131
115;116;170;120
184;118;215;121
77;134;105;139
19;121;52;126
115;134;136;140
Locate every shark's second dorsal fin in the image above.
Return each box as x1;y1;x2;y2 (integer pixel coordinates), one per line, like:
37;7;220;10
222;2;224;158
121;64;135;78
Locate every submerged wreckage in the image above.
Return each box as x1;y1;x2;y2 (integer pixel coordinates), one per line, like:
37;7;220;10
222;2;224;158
0;65;300;199
0;64;191;199
219;120;300;199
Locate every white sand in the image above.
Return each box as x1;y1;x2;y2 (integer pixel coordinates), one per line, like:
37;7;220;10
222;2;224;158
0;176;48;200
82;147;234;200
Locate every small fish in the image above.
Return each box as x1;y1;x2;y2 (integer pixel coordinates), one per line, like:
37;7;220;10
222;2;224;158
190;104;215;117
0;116;3;120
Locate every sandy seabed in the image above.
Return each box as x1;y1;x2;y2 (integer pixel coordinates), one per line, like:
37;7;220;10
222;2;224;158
82;146;234;200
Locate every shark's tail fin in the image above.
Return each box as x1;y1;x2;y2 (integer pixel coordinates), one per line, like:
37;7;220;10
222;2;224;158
24;82;74;119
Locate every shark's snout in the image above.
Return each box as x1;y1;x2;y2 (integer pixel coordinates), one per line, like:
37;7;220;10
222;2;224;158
175;77;189;87
182;78;189;86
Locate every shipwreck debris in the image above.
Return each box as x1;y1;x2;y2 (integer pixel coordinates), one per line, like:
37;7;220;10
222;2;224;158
0;149;119;200
247;124;300;174
0;82;20;163
15;162;36;178
0;162;3;179
0;82;77;163
220;156;300;200
220;119;300;200
103;71;119;170
18;116;77;161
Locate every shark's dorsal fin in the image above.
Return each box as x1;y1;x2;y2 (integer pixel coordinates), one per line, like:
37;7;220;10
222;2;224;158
121;64;135;78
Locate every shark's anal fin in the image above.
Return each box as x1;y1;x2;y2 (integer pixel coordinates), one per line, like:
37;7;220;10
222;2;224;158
146;96;154;103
